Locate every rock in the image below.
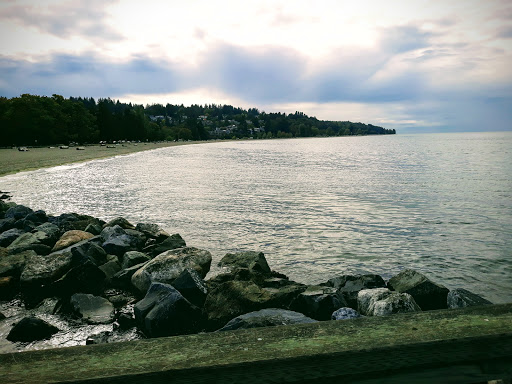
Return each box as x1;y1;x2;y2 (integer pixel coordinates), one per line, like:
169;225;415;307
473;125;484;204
104;217;135;230
51;258;106;296
0;228;25;247
135;223;170;242
7;232;52;255
71;240;108;266
171;268;208;307
357;288;392;315
4;205;33;220
131;247;212;293
447;288;492;309
387;269;449;310
289;285;346;320
84;223;103;236
111;263;148;290
7;316;60;342
331;307;362;320
116;305;136;330
101;225;145;256
218;251;271;274
218;308;317;331
52;230;95;252
0;249;34;278
35;297;61;315
86;331;113;345
99;258;122;284
0;276;17;299
370;292;421;316
0;311;5;320
0;247;8;257
104;289;136;308
23;210;48;225
326;274;386;309
70;293;115;324
32;222;61;246
49;213;104;232
142;234;186;257
357;288;421;316
122;251;150;269
0;218;16;232
134;282;203;337
204;280;273;328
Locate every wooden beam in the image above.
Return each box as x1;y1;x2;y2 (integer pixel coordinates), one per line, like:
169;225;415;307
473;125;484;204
1;304;511;383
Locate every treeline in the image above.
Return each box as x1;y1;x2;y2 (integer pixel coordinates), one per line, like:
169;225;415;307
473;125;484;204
0;94;395;146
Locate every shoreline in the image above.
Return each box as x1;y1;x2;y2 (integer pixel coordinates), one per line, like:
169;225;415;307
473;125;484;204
0;140;215;177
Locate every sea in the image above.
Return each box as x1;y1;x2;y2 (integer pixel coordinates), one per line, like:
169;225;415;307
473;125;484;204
1;132;511;304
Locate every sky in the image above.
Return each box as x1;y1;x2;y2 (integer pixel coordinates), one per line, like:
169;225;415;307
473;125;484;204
1;0;511;133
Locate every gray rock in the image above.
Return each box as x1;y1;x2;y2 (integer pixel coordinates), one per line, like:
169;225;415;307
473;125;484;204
171;268;208;307
0;218;16;232
142;234;186;257
447;288;492;309
32;222;61;246
290;285;347;320
49;213;104;232
135;223;170;242
0;228;25;247
331;307;361;320
86;331;113;345
218;308;317;331
131;247;212;293
0;311;5;320
387;269;449;310
218;251;271;274
104;217;135;230
84;222;103;235
70;293;115;324
370;292;421;316
326;274;386;308
357;288;392;315
112;263;148;289
134;282;203;337
52;258;106;296
4;205;33;220
0;249;34;278
122;251;150;269
71;240;107;266
357;288;421;316
101;225;145;256
7;232;51;255
7;316;59;342
99;259;122;281
35;297;61;315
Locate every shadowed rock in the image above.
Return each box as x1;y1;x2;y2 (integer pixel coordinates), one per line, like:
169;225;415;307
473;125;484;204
218;251;271;274
70;293;115;324
7;316;59;342
447;288;492;309
218;308;317;331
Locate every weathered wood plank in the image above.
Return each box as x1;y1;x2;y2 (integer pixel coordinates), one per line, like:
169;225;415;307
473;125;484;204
1;304;511;383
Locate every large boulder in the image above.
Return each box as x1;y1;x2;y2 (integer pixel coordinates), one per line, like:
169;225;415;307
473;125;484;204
0;228;25;247
122;251;150;269
70;240;108;266
357;288;421;316
6;232;52;255
49;213;104;232
447;288;492;309
326;274;386;309
112;263;148;289
32;222;61;246
100;225;145;256
4;205;33;220
51;258;106;296
7;316;59;342
70;293;115;324
387;269;449;310
134;282;203;337
131;247;212;293
135;223;170;243
218;309;317;331
142;234;186;257
218;251;271;274
171;268;208;307
52;230;94;252
0;276;17;299
289;285;346;320
103;217;135;230
0;249;34;278
0;218;16;232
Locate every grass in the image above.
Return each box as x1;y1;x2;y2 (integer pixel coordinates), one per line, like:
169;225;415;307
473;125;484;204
0;141;208;177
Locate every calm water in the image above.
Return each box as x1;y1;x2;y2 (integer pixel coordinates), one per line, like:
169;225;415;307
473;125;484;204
1;133;511;303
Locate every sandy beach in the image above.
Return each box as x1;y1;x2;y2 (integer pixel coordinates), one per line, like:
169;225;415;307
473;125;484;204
0;141;210;177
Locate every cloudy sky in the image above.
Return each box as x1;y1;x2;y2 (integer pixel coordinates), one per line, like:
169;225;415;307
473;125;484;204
1;0;511;132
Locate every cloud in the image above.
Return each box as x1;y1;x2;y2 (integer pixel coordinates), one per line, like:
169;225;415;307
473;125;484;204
0;0;123;42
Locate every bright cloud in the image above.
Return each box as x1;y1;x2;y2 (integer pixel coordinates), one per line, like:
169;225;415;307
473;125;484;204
1;0;511;132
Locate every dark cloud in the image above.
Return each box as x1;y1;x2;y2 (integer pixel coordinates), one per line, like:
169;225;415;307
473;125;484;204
496;25;512;38
0;0;123;41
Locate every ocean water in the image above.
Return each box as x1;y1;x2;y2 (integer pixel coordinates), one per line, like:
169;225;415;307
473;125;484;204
1;132;511;303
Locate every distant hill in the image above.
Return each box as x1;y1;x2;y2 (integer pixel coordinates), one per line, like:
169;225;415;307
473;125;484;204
0;94;395;146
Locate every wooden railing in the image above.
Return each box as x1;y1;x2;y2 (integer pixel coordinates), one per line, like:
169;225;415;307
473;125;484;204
1;304;511;383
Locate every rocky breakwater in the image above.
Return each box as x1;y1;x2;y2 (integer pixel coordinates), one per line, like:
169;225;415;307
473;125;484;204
0;201;494;352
